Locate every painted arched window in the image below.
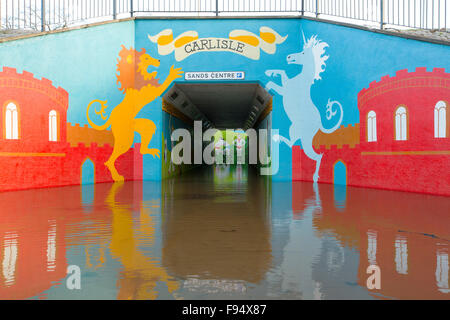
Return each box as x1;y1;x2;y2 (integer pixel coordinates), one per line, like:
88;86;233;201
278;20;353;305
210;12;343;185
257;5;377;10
5;103;19;140
395;106;408;141
434;101;447;138
367;111;377;142
49;110;58;142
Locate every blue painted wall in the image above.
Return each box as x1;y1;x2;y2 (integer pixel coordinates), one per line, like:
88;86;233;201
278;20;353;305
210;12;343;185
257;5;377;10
0;21;134;124
0;18;448;187
134;18;449;182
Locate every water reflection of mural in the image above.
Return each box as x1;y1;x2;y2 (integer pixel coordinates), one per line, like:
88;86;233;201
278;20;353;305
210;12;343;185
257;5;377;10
0;181;179;300
161;168;272;285
106;182;179;299
305;183;450;299
0;188;68;299
0;174;448;299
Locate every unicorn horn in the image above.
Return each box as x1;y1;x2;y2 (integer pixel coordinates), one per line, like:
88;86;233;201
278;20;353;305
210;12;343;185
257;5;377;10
302;29;306;44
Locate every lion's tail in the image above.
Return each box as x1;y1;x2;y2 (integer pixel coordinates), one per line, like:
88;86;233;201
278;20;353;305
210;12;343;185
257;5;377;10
86;99;112;131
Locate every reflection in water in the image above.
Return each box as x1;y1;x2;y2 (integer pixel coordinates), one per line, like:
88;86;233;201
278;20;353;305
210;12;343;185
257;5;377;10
0;165;448;299
395;236;408;275
162;165;272;292
2;233;18;287
46;222;57;272
272;182;324;299
367;231;378;266
106;182;179;300
333;185;347;212
436;251;449;293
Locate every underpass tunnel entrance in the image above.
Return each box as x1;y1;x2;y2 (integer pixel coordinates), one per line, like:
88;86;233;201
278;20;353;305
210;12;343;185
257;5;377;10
161;82;273;181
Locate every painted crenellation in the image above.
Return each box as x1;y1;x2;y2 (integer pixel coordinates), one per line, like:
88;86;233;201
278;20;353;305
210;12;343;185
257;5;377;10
67;122;114;147
313;123;360;149
358;67;450;107
0;67;68;108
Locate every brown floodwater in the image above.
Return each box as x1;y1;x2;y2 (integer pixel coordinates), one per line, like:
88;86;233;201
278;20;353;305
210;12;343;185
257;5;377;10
0;165;449;300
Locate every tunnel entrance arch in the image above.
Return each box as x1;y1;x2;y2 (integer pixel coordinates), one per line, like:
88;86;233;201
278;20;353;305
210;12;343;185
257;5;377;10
161;82;273;179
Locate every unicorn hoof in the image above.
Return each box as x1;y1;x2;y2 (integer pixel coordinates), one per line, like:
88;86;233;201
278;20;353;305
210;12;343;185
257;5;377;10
313;173;319;183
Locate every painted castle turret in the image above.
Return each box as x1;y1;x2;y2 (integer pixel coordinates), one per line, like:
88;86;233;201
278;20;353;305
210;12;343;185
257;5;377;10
293;67;450;196
0;67;142;192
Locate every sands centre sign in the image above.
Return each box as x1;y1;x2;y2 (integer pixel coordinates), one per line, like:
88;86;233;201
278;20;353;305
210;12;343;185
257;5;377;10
185;71;245;81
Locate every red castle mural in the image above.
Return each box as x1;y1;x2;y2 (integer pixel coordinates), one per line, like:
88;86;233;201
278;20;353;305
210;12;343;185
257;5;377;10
0;67;143;192
293;67;450;196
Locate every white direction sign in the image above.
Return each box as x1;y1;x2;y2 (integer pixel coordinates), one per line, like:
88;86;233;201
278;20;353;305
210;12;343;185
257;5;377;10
185;71;245;81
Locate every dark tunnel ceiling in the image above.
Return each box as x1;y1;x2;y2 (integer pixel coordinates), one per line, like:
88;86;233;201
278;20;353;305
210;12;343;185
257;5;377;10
165;83;272;129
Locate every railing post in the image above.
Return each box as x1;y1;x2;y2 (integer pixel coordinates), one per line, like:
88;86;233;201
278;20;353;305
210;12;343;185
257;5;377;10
130;0;134;17
41;0;45;32
301;0;305;16
113;0;117;20
315;0;319;18
215;0;219;17
380;0;384;29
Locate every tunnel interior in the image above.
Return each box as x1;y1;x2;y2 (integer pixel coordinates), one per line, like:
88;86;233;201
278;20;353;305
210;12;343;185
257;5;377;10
162;82;273;180
161;83;274;280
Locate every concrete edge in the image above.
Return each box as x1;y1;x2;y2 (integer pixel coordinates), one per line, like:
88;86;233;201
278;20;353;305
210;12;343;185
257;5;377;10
0;15;448;47
299;16;450;47
0;17;135;43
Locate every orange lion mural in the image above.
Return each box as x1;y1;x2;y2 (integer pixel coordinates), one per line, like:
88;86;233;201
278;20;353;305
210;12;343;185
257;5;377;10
87;46;183;181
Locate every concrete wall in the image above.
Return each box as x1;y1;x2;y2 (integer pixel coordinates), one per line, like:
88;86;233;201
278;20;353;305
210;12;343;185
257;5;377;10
0;17;448;195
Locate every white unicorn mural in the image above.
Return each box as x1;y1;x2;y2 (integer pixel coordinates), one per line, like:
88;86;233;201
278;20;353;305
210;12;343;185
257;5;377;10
265;32;343;182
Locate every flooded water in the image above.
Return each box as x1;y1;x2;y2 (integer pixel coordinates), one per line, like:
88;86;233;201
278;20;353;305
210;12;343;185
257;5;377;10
0;165;449;300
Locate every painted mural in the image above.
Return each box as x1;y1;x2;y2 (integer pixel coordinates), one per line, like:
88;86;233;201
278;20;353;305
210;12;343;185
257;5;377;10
87;46;183;182
0;17;449;300
266;32;343;182
0;18;448;195
148;27;287;61
161;98;197;179
0;67;142;192
293;67;450;195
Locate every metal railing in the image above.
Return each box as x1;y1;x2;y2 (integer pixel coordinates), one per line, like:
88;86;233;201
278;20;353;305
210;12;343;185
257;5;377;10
0;0;448;32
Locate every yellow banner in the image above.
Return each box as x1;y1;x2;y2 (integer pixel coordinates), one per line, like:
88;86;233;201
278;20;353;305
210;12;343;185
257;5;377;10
148;27;287;61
